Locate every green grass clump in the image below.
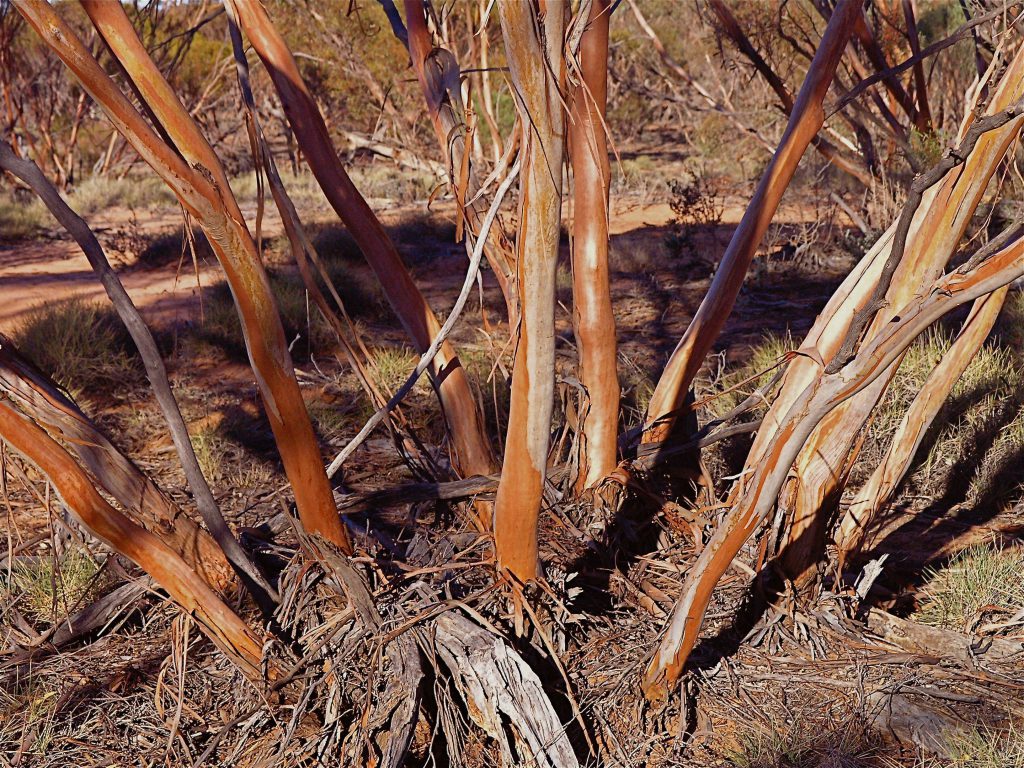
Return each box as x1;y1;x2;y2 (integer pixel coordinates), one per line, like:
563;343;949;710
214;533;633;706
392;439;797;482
307;396;357;443
8;546;101;623
460;345;512;440
13;299;139;394
190;425;228;484
368;345;422;396
704;333;791;420
618;353;656;423
870;330;951;439
916;544;1024;631
865;331;1024;504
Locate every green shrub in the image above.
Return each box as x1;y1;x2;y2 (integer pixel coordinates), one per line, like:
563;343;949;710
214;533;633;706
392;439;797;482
13;299;139;394
909;127;947;168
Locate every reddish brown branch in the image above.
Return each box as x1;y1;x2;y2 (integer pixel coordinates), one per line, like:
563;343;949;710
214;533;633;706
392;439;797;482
0;399;266;681
227;0;497;496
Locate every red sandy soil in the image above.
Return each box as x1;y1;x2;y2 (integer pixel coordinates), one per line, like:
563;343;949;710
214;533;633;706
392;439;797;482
0;196;826;334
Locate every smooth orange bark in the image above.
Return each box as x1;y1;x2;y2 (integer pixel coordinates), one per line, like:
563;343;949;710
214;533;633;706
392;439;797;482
568;0;619;491
0;400;265;681
492;0;567;581
643;0;862;451
16;0;350;553
228;0;497;496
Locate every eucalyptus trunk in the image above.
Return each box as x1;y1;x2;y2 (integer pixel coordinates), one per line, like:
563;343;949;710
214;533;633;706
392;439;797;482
642;0;862;452
17;0;351;552
492;0;567;581
568;0;619;492
228;0;497;494
774;49;1024;589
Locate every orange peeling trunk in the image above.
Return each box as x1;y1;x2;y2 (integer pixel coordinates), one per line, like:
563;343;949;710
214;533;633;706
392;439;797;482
20;0;350;552
0;342;234;591
492;0;567;581
642;0;862;451
0;400;265;681
644;231;1024;702
403;0;519;326
774;46;1024;587
568;0;618;492
227;0;496;496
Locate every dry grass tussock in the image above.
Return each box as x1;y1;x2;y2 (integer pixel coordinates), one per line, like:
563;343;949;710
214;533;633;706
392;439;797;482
915;543;1024;632
859;330;1024;505
5;543;104;624
941;724;1024;768
228;165;439;213
702;333;792;421
65;175;177;216
13;299;141;396
0;193;52;240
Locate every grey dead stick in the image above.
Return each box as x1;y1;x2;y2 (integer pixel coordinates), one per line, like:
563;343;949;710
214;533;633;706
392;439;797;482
297;530;423;768
433;611;582;768
0;140;278;614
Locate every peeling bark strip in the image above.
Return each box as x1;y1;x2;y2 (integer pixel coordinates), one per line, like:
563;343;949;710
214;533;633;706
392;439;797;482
403;0;519;325
836;286;1008;561
0;399;266;681
492;0;567;581
642;231;1024;702
773;48;1024;587
569;0;619;492
642;0;862;451
0;338;233;592
223;12;416;475
227;0;497;490
14;0;350;553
